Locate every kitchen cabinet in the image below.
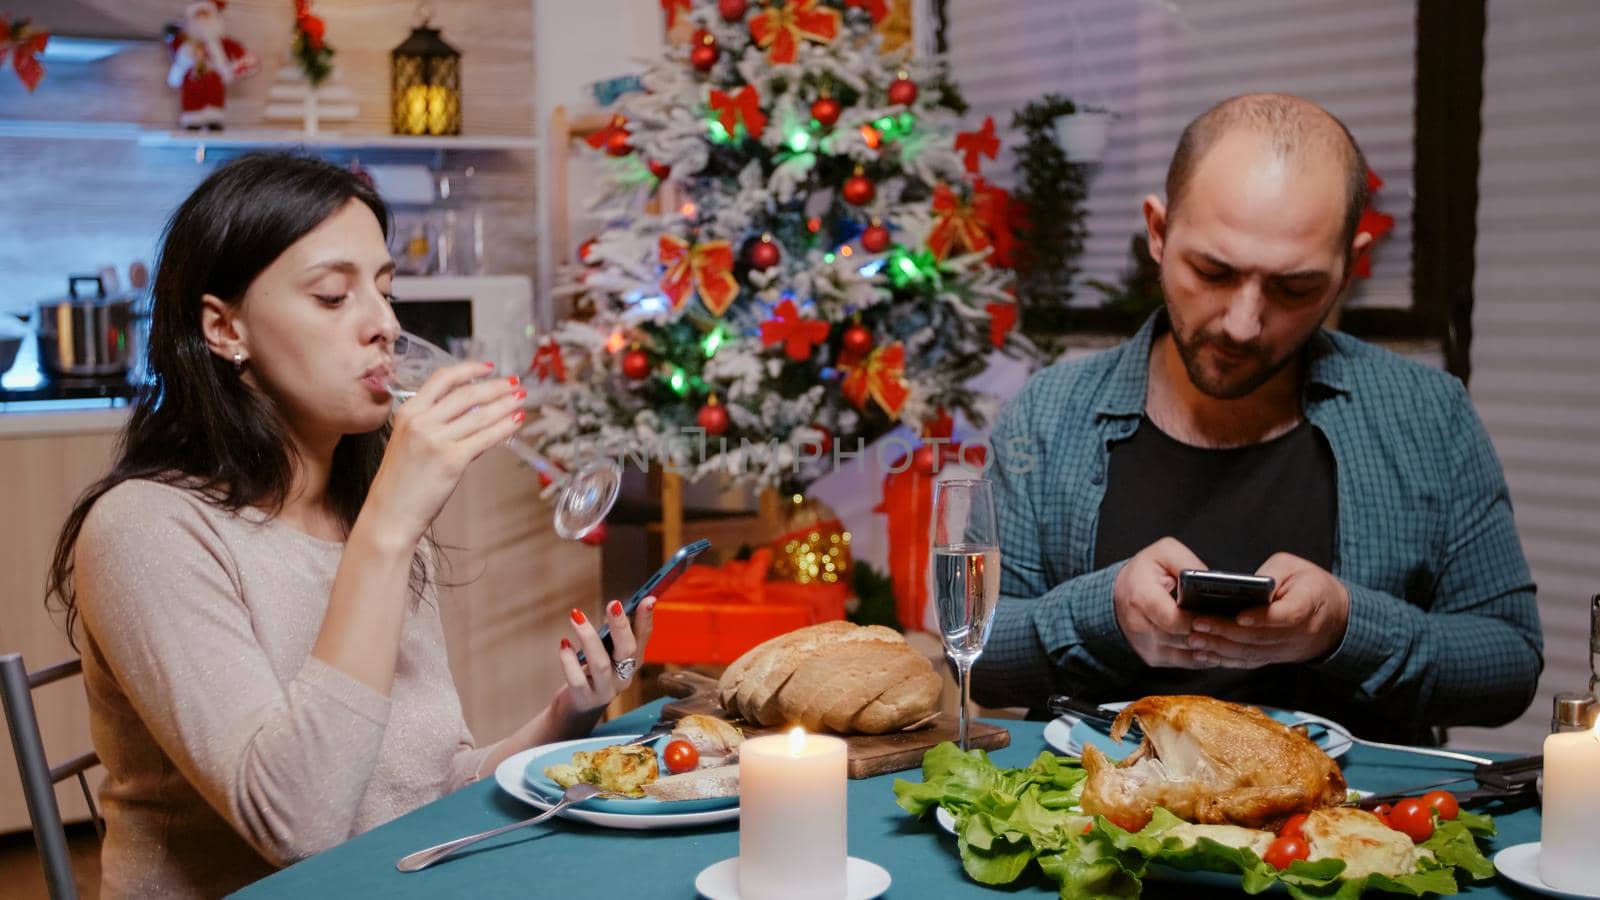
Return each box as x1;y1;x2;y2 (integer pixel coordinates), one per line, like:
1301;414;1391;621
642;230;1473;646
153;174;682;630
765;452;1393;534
0;413;598;834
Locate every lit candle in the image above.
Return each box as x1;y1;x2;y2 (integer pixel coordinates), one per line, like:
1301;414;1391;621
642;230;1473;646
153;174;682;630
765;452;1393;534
739;728;847;899
1540;719;1600;889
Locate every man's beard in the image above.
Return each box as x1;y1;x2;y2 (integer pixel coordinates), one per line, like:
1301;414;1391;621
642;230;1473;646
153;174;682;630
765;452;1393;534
1168;317;1297;400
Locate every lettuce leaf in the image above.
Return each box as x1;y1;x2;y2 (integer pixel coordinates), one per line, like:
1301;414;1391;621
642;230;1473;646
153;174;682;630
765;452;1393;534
894;742;1499;898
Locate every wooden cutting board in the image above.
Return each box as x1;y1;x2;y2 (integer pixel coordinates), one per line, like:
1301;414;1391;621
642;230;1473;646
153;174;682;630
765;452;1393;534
656;670;1009;779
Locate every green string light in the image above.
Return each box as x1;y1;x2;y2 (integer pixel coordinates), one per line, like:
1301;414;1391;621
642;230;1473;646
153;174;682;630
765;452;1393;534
668;367;689;395
786;128;811;153
703;327;724;358
707;119;732;144
824;252;837;263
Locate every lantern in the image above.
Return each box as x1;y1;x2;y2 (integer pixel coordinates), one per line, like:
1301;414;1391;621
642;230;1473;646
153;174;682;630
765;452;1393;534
391;18;461;136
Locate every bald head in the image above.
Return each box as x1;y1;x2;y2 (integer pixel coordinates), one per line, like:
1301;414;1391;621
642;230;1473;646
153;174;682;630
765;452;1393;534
1165;94;1370;263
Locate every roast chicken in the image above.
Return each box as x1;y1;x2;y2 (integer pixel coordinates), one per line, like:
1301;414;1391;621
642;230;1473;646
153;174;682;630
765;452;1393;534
1079;695;1347;832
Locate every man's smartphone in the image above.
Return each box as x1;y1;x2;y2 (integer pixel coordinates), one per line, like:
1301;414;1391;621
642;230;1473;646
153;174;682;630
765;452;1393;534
1177;569;1276;617
575;539;711;664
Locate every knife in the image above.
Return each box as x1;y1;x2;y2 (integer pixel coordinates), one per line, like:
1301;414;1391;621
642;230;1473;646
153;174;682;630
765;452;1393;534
1357;754;1543;809
1046;695;1139;738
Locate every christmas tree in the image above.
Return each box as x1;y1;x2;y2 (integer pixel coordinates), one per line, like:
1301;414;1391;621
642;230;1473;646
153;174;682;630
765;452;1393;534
525;0;1035;493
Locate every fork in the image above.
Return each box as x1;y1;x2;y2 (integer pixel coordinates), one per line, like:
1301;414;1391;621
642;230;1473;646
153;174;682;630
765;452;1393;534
1291;719;1495;766
396;783;603;872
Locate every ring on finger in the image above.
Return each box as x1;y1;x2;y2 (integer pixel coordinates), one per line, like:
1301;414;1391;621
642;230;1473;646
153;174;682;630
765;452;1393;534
612;656;637;682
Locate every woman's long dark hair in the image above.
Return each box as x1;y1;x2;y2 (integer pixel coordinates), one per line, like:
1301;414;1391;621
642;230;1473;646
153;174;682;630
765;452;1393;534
48;152;416;645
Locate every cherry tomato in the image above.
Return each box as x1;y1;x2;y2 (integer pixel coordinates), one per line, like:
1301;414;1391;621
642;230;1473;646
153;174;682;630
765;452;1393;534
663;739;699;774
1279;812;1309;840
1422;790;1460;820
1387;798;1435;843
1263;834;1310;870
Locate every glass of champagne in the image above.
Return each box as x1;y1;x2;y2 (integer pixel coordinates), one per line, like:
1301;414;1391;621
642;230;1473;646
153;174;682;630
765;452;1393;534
931;478;1001;751
388;331;621;540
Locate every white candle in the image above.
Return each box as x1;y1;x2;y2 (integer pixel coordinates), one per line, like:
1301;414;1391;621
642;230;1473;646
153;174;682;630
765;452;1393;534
738;728;848;900
1541;720;1600;889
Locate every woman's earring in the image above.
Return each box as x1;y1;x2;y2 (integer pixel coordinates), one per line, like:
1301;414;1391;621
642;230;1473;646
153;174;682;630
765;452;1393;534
233;350;245;372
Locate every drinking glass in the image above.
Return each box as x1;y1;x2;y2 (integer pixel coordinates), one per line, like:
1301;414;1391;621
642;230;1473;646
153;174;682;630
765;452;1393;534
388;331;620;540
931;478;1001;751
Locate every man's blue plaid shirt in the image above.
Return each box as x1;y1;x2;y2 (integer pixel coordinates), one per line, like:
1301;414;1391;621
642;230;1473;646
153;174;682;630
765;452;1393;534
972;314;1542;739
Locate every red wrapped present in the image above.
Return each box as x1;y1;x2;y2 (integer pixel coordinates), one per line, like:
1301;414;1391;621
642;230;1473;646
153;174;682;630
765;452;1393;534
643;548;850;665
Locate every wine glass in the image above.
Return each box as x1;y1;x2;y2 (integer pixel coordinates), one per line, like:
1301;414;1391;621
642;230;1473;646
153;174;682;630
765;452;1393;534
931;478;1001;751
388;331;621;540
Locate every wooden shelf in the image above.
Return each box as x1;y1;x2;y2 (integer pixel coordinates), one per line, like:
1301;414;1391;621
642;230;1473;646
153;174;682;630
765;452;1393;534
0;120;538;152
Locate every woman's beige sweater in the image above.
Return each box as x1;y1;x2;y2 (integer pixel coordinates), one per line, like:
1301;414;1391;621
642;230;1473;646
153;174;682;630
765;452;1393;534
75;479;490;898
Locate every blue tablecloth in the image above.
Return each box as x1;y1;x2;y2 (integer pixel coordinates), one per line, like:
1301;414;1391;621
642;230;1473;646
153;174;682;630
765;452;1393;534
231;700;1540;899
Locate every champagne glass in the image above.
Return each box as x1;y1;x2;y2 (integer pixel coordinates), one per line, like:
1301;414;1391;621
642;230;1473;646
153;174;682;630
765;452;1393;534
931;478;1001;751
388;331;620;540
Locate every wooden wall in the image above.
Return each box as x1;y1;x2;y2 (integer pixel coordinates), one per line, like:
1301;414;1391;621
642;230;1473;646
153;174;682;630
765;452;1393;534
0;0;538;315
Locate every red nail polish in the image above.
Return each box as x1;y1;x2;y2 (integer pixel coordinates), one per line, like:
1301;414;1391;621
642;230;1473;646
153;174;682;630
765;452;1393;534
608;600;623;617
514;389;527;400
560;638;571;651
570;608;586;625
644;597;655;611
508;375;520;387
482;361;495;369
513;410;525;424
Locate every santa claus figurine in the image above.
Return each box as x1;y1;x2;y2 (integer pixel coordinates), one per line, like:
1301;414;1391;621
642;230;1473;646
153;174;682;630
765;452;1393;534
164;0;258;130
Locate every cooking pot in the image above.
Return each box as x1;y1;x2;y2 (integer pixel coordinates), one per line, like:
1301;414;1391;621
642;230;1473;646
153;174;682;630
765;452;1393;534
30;275;135;377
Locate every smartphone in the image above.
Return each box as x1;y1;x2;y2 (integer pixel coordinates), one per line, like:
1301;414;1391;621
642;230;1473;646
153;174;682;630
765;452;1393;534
1177;569;1276;616
575;539;711;664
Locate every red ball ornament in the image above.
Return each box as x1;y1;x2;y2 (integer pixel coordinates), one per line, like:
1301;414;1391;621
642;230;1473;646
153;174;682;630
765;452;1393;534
604;129;633;156
577;237;598;264
802;424;833;456
690;30;719;70
577;522;608;546
888;75;918;106
861;223;890;253
841;323;873;356
718;0;749;21
697;396;730;436
648;159;672;180
810;96;842;127
621;348;651;380
747;236;781;270
842;172;875;206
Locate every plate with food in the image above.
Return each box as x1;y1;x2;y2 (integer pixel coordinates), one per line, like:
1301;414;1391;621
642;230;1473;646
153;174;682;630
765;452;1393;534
898;695;1497;897
1044;699;1354;760
493;715;743;830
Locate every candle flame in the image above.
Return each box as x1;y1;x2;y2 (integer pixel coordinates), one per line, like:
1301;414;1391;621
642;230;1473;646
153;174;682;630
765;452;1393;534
787;726;806;756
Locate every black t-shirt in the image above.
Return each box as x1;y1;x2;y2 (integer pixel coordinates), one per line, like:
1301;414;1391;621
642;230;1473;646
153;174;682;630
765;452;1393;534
1093;415;1338;706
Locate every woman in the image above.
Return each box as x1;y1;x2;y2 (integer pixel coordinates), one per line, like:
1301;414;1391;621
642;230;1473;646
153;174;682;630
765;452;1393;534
47;153;650;898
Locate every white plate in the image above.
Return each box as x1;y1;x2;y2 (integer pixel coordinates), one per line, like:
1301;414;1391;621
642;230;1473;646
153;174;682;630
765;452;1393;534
1043;701;1353;760
695;856;890;900
1494;843;1600;899
493;737;739;830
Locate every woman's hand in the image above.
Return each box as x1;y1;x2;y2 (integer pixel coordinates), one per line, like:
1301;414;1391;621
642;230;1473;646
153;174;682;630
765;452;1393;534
549;596;658;735
366;362;526;544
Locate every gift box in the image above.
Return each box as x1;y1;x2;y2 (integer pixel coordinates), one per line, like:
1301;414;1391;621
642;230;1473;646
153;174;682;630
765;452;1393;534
644;548;850;665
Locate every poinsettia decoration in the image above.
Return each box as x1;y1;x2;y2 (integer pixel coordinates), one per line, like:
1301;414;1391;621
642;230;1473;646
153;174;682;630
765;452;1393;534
292;0;333;87
955;116;999;174
0;15;49;92
760;299;831;361
1353;168;1394;279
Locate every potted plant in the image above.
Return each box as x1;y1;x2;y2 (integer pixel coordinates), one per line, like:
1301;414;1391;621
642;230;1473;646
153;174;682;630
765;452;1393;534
1052;105;1115;164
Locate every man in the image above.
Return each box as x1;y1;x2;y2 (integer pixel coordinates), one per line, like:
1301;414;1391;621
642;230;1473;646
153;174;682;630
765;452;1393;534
971;94;1541;743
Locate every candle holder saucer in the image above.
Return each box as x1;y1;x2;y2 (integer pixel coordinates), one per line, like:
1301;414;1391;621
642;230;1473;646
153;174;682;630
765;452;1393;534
694;857;890;900
1494;843;1600;899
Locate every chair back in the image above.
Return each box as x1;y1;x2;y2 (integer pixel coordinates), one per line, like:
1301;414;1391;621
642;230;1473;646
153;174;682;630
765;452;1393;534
1;652;101;900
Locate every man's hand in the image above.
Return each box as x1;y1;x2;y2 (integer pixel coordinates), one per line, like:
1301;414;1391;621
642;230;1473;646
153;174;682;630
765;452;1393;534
1187;552;1351;667
1114;537;1207;668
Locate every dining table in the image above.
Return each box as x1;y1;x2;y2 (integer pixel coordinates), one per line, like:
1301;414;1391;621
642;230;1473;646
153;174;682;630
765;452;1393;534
230;699;1545;899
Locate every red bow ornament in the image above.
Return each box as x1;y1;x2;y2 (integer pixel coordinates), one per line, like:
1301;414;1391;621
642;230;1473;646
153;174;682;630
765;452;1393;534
759;299;830;361
660;0;692;28
0;16;49;92
708;85;767;140
927;184;995;261
1353;168;1394;280
530;338;566;383
985;302;1018;348
841;341;909;419
749;0;841;65
659;235;741;316
955;116;1000;174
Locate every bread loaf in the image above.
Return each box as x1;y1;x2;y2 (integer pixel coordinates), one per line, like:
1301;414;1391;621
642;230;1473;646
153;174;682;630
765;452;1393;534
717;623;942;734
